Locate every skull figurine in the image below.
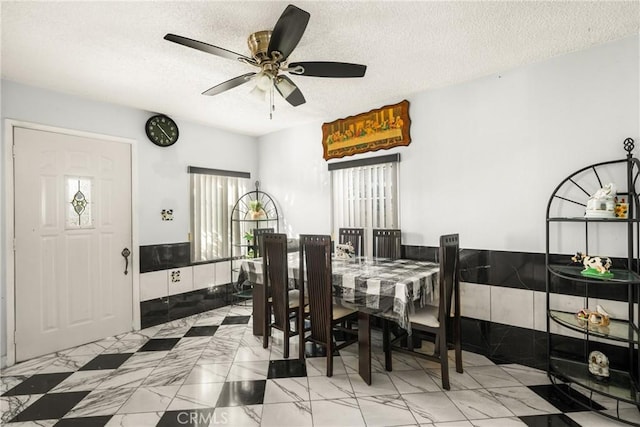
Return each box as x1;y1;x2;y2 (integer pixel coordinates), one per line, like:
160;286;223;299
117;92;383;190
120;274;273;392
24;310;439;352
588;351;610;380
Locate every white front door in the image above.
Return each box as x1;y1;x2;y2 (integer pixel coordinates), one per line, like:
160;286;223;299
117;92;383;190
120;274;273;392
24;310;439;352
14;127;133;361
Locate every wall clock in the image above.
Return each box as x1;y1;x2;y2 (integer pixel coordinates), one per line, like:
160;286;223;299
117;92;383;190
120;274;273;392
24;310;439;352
145;114;179;147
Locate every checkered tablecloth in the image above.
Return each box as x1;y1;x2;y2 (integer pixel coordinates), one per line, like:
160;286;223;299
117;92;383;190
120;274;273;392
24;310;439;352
240;254;439;331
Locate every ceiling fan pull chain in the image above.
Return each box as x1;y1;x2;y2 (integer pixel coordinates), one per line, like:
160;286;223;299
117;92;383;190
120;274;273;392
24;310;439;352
270;83;274;120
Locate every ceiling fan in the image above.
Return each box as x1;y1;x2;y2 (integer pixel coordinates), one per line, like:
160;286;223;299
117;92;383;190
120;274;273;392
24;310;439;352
164;4;367;115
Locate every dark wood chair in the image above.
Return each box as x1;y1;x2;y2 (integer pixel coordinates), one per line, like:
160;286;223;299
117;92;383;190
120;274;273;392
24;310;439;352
372;229;402;259
261;232;303;358
383;233;462;390
297;234;358;375
338;228;364;257
253;227;274;257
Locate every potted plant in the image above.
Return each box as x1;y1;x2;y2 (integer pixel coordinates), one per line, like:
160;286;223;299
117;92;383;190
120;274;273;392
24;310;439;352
249;200;266;219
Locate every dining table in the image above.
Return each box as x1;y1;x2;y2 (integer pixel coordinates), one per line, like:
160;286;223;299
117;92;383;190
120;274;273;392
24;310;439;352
240;253;440;384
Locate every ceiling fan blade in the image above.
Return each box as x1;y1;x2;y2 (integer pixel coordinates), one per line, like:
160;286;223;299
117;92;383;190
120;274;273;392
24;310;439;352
275;75;306;107
268;5;310;60
164;33;254;63
202;73;256;96
288;61;367;78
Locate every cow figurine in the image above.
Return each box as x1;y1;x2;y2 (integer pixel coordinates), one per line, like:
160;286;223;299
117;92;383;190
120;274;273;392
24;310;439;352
572;251;612;274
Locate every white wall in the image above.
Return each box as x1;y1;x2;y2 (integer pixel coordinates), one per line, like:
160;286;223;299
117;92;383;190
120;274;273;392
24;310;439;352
0;80;258;364
258;35;639;254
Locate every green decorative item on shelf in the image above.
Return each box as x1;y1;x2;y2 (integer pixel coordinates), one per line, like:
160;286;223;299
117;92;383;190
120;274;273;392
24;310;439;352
249;200;266;219
243;231;254;242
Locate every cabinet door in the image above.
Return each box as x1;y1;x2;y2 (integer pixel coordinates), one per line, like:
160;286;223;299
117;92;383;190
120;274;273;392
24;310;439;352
193;263;215;291
167;267;193;296
140;270;168;301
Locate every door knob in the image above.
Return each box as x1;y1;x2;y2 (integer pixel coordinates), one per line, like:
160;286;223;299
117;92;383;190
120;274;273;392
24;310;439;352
121;248;131;275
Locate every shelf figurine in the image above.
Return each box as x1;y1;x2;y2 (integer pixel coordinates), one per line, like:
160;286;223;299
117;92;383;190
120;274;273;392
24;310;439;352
588;350;610;381
585;183;616;218
571;251;613;279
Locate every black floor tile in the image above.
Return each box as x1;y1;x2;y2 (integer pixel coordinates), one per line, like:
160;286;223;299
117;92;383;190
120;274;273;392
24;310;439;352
304;342;339;357
54;415;113;426
268;359;307;379
138;338;181;352
215;380;266;407
157;408;217;426
221;315;251;325
528;384;606;413
519;413;582;427
9;391;90;422
2;372;72;396
78;353;134;371
184;325;219;337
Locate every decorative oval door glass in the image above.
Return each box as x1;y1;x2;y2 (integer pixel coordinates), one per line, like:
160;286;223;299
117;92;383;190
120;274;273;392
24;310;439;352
66;176;94;229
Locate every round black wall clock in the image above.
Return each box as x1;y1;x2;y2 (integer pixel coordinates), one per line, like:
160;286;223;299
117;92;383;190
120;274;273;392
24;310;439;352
145;114;179;147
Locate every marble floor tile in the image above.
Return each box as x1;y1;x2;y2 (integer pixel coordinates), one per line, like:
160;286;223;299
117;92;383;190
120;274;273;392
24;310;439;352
311;398;366;427
37;354;96;374
499;364;551;386
263;377;310;403
305;355;347;377
65;387;135;417
234;345;273;362
426;367;483;391
116;386;179;414
402;391;467;423
117;351;168;370
166;382;225;410
465;365;522;388
9;391;90;421
216;380;266;407
260;401;313;427
96;367;154;390
211;404;262;426
357;394;418;427
226;360;270;381
308;374;355;400
470;418;528;426
184;362;232;384
349;372;399;397
446;389;515;420
50;370;114;392
1;394;44;424
390;369;441;394
105;411;163;426
487;386;560;416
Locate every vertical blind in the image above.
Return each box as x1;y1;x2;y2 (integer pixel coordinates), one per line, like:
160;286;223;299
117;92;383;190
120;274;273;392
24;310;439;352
191;172;249;261
331;159;399;256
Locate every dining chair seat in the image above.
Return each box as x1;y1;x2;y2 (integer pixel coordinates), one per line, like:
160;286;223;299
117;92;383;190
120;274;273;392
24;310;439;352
333;305;357;321
409;304;439;328
268;291;308;309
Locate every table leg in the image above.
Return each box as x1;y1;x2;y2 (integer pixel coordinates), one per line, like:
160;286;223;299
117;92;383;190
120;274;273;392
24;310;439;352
358;311;371;385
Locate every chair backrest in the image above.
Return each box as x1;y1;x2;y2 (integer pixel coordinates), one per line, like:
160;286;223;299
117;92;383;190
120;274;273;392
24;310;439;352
372;229;402;259
299;234;333;346
338;228;364;257
438;233;460;321
262;233;289;328
253;227;275;257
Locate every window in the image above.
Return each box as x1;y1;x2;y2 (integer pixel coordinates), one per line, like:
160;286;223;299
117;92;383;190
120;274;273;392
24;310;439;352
189;167;249;262
330;154;400;256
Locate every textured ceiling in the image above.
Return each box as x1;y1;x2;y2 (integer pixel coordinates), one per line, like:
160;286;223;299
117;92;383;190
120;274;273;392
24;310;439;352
2;1;639;137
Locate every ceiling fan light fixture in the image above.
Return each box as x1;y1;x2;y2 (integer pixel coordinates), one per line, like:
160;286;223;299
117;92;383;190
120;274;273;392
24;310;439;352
255;72;273;91
249;84;267;101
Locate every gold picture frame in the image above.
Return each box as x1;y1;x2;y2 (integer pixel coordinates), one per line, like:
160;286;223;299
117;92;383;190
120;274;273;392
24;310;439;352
322;100;411;160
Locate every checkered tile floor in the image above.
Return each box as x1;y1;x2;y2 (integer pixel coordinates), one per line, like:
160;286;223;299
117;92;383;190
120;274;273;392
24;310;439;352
2;303;638;426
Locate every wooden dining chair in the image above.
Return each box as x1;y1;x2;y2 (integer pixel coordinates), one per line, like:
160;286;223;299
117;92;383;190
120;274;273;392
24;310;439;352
372;229;402;259
383;233;462;390
261;232;304;358
338;227;364;257
298;234;358;375
253;227;274;257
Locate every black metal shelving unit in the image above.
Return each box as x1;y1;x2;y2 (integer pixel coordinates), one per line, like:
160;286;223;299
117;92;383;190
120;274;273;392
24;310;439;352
545;138;640;426
229;182;279;302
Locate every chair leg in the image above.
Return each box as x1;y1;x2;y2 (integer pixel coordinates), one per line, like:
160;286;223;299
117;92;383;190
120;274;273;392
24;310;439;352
454;318;463;373
284;327;290;359
326;340;334;377
263;304;270;349
438;331;450;390
382;319;392;371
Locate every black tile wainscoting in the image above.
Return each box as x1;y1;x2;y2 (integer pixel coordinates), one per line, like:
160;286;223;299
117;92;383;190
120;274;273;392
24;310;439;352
402;244;639;372
139;242;191;273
